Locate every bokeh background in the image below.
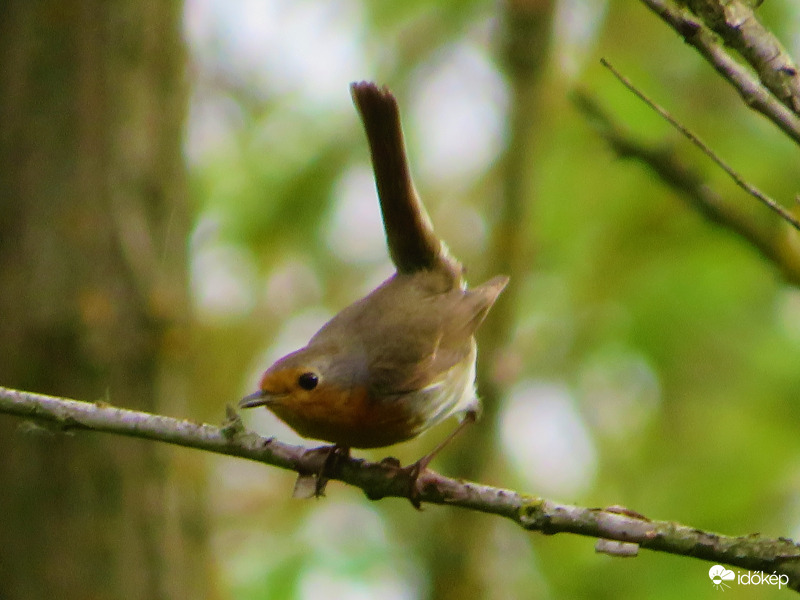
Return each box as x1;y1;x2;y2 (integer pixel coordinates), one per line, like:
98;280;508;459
1;1;798;599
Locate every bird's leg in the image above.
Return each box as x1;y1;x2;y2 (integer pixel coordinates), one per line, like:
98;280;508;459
403;410;478;509
314;444;350;497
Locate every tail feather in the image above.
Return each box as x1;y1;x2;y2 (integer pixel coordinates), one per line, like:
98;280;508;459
350;81;460;279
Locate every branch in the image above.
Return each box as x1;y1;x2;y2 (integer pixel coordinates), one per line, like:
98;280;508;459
571;89;800;284
639;0;800;146
686;0;800;115
599;58;800;233
3;385;800;590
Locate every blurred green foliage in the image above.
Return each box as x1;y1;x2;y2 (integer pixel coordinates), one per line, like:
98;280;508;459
186;0;800;598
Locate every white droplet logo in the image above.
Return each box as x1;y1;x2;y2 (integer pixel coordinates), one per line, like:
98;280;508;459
709;565;735;590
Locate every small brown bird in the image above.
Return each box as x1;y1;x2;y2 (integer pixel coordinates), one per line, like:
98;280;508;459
241;82;508;503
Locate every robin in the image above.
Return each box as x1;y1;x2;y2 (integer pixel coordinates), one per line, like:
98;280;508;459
241;81;508;505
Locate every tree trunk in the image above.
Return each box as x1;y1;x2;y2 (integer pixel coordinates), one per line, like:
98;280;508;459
0;2;208;599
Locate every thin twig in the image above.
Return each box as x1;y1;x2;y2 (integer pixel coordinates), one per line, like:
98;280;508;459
2;385;800;590
571;90;800;284
601;58;800;232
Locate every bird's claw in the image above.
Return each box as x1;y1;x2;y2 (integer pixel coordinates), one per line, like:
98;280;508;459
399;460;428;510
313;444;350;498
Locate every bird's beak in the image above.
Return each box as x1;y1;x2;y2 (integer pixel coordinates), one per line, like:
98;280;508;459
239;389;271;409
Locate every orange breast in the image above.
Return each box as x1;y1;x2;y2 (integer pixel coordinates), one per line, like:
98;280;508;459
268;384;428;449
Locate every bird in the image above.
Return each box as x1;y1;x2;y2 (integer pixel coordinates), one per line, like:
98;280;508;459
240;81;508;505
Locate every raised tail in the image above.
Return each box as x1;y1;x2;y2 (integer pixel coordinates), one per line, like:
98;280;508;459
350;81;460;279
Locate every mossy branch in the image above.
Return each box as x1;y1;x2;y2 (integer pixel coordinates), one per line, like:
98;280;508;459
2;385;800;591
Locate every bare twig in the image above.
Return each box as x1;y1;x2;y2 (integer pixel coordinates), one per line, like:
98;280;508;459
638;0;800;146
571;89;800;284
2;385;800;590
601;58;800;232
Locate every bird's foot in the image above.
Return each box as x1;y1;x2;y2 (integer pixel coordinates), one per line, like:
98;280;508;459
398;456;433;510
313;444;350;497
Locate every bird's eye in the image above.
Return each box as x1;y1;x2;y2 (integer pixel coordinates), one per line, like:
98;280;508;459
297;372;319;391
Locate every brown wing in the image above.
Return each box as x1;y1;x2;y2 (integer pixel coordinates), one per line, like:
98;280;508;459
355;273;509;397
